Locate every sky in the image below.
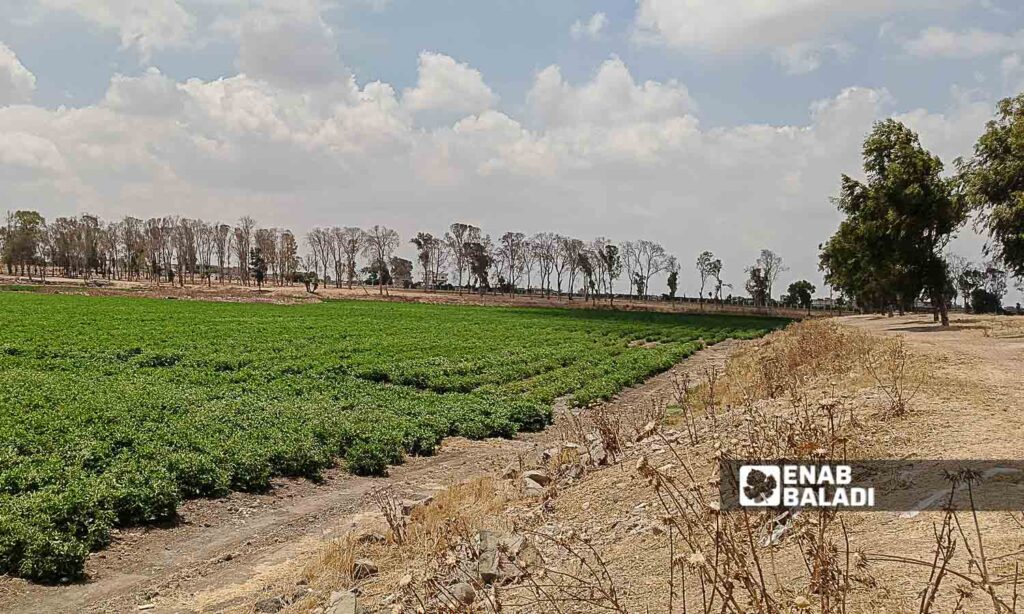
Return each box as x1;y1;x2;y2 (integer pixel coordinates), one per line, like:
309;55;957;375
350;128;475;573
1;0;1023;301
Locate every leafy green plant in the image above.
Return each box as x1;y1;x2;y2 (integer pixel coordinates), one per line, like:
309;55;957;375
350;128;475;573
0;291;786;580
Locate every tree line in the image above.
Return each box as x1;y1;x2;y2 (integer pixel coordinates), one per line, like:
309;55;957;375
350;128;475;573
820;93;1024;325
1;210;818;308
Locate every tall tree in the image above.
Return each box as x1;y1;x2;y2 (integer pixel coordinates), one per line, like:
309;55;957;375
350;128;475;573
249;247;267;290
695;250;716;308
597;242;622;305
445;223;480;293
755;249;787;306
785;280;816;312
745;266;769;307
363;225;400;295
234;216;256;285
465;240;492;295
958;93;1024;280
337;227;365;289
820;120;965;325
497;232;526;294
1;211;45;277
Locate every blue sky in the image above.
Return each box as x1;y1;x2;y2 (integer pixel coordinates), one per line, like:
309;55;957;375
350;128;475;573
1;0;1022;300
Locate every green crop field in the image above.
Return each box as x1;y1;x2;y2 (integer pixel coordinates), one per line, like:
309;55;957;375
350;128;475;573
0;291;786;580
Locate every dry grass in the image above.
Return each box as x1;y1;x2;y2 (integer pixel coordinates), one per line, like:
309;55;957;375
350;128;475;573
721;319;876;406
290;478;514;613
286;319;1024;614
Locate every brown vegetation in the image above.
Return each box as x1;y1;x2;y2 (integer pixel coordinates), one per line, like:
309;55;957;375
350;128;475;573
272;315;1023;614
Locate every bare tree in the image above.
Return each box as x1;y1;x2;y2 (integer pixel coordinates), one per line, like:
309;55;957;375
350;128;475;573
696;250;716;307
411;232;449;289
530;232;558;296
337;227;365;289
233;216;256;285
305;227;332;285
559;236;584;299
196;220;215;285
497;232;527;294
756;249;788;306
214;223;231;283
444;223;480;293
363;225;400;295
629;239;673;300
278;230;299;285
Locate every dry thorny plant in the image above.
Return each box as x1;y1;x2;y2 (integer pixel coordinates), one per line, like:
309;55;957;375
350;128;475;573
310;321;1020;613
864;470;1022;613
863;336;924;417
631;321;1021;614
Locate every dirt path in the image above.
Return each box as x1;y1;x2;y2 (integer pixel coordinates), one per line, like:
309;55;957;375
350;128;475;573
0;340;745;614
839;313;1024;458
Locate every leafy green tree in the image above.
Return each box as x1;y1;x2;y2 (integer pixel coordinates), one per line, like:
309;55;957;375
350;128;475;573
2;210;46;277
666;269;678;300
465;241;492;295
820;120;965;325
598;243;621;304
970;288;1002;314
389;256;413;288
632;271;645;298
785;280;816;311
745;267;769;307
249;247;267;289
958;94;1024;279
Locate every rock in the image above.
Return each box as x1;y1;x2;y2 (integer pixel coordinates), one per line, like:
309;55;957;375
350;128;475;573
589;442;609;466
522;470;552;487
328;591;359;614
450;582;477;605
355;531;387;545
352;558;378;579
476;530;501;582
401;494;434;515
564;463;584;480
254;597;286;613
500;534;526;557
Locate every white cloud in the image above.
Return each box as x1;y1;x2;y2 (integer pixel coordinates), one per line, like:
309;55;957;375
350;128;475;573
103;67;186;115
402;52;497;116
772;40;854;75
527;57;696;128
633;0;960;52
35;0;197;57
570;12;608;41
236;0;349;89
0;42;36;105
903;27;1024;59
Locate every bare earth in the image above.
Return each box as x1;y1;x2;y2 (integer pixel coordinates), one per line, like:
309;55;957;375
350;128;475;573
2;311;1022;613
